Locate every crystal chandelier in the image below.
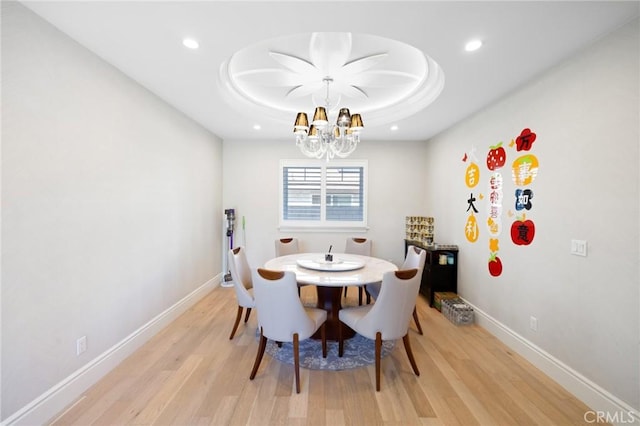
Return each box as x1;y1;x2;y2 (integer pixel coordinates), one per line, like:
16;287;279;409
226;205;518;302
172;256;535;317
293;77;364;161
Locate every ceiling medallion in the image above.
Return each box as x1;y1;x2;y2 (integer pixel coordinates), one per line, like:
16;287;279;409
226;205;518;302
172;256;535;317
218;32;445;159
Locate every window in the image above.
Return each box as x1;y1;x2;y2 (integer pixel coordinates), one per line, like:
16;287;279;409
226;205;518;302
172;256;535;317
280;160;368;230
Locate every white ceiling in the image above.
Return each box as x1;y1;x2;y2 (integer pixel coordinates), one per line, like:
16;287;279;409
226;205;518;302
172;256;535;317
21;1;639;142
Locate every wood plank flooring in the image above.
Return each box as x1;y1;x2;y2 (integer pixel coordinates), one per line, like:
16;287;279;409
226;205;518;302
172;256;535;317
49;285;597;425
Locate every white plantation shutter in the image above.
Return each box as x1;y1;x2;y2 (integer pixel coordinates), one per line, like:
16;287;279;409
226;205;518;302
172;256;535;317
282;166;321;220
326;166;364;221
280;160;367;229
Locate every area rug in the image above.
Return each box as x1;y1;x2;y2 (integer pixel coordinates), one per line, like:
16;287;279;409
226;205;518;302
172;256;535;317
259;332;395;371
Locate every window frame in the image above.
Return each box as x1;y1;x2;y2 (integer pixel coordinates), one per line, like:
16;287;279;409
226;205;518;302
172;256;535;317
279;159;369;232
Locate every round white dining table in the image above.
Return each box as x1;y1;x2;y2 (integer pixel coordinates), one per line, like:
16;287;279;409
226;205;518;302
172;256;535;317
264;252;397;340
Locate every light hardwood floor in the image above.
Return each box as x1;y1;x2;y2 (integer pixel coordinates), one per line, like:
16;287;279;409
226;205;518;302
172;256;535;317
50;285;596;425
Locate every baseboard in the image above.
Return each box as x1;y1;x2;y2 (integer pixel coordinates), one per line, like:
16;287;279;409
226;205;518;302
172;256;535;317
464;300;640;426
2;275;221;426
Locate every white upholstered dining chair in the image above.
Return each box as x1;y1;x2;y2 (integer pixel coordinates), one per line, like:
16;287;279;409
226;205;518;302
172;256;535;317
343;237;372;305
228;246;255;340
275;237;300;257
339;268;422;391
250;268;327;393
275;237;303;296
366;245;426;334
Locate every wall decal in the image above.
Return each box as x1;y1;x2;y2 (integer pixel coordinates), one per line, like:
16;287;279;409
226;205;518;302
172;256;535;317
486;141;506;170
462;147;482;244
510;213;536;245
462;127;540;276
488;172;504;235
515;188;534;211
488;252;503;276
487;216;501;236
465;213;479;243
512;154;539;186
465;162;480;188
485;141;506;275
463;146;481;188
467;192;479;214
515;128;537;151
511;128;538;250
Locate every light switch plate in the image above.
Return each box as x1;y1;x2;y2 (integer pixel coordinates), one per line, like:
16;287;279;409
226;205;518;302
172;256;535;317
571;239;587;256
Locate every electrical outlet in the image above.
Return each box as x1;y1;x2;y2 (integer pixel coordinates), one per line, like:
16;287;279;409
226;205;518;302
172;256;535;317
530;316;538;331
76;336;87;355
570;239;587;256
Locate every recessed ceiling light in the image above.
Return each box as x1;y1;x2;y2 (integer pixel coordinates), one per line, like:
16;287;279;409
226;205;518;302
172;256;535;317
182;38;199;49
390;125;399;131
465;39;483;52
253;124;261;130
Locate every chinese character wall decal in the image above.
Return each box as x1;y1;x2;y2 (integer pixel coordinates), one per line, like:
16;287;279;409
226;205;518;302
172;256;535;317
462;146;482;243
515;128;537;151
510;213;536;245
515;188;534;211
511;154;539;186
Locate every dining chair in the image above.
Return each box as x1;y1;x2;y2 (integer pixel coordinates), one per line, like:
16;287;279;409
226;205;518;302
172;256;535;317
343;237;372;305
275;237;303;296
366;245;426;334
228;246;255;340
250;268;327;393
338;268;421;391
275;237;299;256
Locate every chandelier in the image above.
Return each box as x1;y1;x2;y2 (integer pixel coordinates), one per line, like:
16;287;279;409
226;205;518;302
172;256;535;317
293;77;364;161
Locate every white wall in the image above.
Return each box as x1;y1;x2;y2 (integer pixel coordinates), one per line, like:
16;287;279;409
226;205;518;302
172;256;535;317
424;19;639;413
222;139;428;268
1;2;223;421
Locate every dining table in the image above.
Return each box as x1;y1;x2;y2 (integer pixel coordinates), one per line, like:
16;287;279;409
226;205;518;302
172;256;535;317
264;252;397;340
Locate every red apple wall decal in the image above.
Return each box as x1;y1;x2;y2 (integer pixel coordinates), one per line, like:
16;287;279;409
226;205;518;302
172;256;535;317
510;213;535;245
488;253;503;276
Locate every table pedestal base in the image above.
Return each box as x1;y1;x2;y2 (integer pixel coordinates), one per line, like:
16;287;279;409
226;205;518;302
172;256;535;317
312;286;355;341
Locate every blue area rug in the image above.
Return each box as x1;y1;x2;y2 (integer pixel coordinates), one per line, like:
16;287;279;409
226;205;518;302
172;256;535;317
261;333;395;371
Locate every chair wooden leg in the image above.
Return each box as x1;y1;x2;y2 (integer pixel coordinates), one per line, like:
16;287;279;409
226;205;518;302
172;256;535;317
343;287;348;298
412;307;423;335
293;333;300;393
358;286;363;305
250;328;267;380
229;306;243;340
402;333;420;376
244;307;252;323
375;332;382;391
321;323;327;358
338;322;344;357
365;289;371;305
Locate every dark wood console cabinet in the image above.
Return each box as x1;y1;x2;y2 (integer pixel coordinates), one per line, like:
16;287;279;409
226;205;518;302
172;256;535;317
404;240;458;307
